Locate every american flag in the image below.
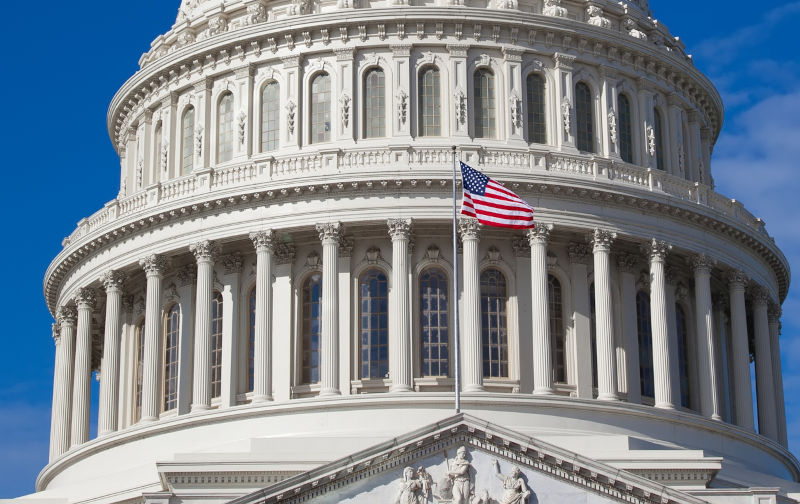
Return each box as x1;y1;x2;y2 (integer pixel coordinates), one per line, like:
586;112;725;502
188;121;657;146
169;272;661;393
460;162;535;229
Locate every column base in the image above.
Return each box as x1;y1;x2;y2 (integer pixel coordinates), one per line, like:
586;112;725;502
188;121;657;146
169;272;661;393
390;384;414;392
139;416;158;423
597;393;620;401
711;413;722;421
319;388;341;397
251;394;273;403
191;404;212;413
655;402;675;410
533;388;554;395
462;384;486;393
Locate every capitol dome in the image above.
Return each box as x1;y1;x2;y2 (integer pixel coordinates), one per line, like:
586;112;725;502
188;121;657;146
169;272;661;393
33;0;798;502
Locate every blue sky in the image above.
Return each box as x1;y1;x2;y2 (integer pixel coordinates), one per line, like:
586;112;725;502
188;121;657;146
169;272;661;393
0;0;797;498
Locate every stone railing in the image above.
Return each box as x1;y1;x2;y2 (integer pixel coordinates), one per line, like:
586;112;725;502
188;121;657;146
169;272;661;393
63;147;769;247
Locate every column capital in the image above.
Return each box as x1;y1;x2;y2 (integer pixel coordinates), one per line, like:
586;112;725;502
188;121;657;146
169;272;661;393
122;295;135;313
316;222;342;244
615;252;639;273
75;288;97;310
101;270;126;292
591;229;617;252
52;323;61;343
387;218;413;241
567;242;591;264
664;265;679;286
457;217;482;240
249;230;276;252
176;264;198;286
691;253;716;275
726;269;748;289
526;223;553;246
221;252;244;274
768;302;782;324
339;236;355;258
139;254;169;277
57;305;77;326
749;285;772;307
275;242;297;265
643;239;671;262
189;240;220;262
512;236;530;258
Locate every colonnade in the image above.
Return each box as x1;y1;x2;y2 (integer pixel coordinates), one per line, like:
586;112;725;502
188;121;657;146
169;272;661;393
48;219;788;461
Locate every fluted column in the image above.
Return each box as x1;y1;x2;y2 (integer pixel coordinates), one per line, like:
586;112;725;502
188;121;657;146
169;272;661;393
692;254;722;420
71;288;96;446
617;253;639;403
388;218;413;392
752;287;778;440
140;254;168;422
645;240;674;409
458;217;483;392
50;306;77;460
98;271;126;436
592;229;619;401
190;240;219;411
317;223;341;396
249;231;275;402
768;304;788;446
528;224;554;395
727;270;754;429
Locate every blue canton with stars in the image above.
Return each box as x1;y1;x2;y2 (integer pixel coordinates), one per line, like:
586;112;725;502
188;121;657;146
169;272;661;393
461;162;489;196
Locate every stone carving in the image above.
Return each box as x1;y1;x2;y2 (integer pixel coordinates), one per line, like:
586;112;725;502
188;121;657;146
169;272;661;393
454;90;466;125
691;253;715;274
286;101;297;135
176;264;198;286
560;97;571;136
726;269;748;288
339;236;355;257
207;14;228;37
365;246;382;263
176;30;196;48
395;467;424;503
190;240;220;262
305;251;321;268
397;89;409;125
542;0;567;17
425;245;441;261
57;305;78;326
678;144;685;174
250;230;276;252
238;112;247;145
511;236;530;258
643;239;671;261
527;223;553;245
316;222;342;243
608;109;617;144
101;270;126;291
623;18;648;40
288;0;311;16
568;242;591;264
161;142;169;172
140;254;170;276
586;6;610;28
509;95;522;129
493;460;531;503
339;93;351;128
592;229;617;251
136;160;144;189
457;217;481;239
445;446;472;504
388;218;412;239
275;243;297;265
485;246;502;264
75;287;97;309
246;1;268;24
195;125;204;160
646;125;656;157
221;252;244;274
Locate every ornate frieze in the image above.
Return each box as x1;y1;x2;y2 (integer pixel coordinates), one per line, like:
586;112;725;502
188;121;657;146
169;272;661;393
543;0;567;17
586;6;610;28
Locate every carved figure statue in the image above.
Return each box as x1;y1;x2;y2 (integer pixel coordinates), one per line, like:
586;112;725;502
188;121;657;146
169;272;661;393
417;467;433;501
542;0;567;17
623;18;648;40
396;467;423;504
493;460;531;504
447;446;473;504
586;6;610;28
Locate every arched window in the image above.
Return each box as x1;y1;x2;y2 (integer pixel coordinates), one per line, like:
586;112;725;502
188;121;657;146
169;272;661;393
210;291;224;398
163;304;180;412
181;106;195;175
618;94;633;163
217;93;234;163
548;274;566;383
359;268;389;379
301;273;323;384
248;287;256;392
675;303;691;408
153;121;163;180
134;319;145;422
526;73;546;144
364;68;386;138
636;291;654;399
481;268;508;378
589;282;598;389
418;66;441;137
653;108;665;170
261;81;280;153
474;69;496;139
420;268;449;377
310;72;331;144
575;82;594;153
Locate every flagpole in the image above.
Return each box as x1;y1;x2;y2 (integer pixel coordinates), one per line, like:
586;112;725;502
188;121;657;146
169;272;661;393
451;145;461;414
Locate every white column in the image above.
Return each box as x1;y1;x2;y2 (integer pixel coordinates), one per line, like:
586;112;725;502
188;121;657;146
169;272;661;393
190;240;218;411
388;219;413;392
617;253;639;403
768;304;788;446
220;253;242;408
175;265;196;415
568;243;592;399
592;230;619;401
692;254;722;420
727;270;754;430
250;231;275;402
338;239;354;395
645;239;675;409
50;307;77;460
71;288;96;447
273;244;295;402
98;271;126;436
458;217;483;392
513;238;533;393
528;224;554;395
139;254;168;422
752;287;778;440
317;223;342;396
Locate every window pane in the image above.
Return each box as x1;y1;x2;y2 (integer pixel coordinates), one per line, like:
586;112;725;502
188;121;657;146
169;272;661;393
549;275;566;383
474;69;496;139
618;94;633;163
676;304;691;408
261;82;280;152
364;69;385;138
163;305;181;411
575;82;594;153
637;291;654;398
654;108;665;170
134;321;145;422
311;73;331;144
182;107;195;175
481;268;507;378
302;273;323;384
418;67;441;137
359;269;389;379
218;93;234;163
248;288;256;392
420;268;449;377
526;74;546;144
210;291;224;398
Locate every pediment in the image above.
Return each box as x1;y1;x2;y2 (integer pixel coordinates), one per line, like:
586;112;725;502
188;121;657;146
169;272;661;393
228;414;708;504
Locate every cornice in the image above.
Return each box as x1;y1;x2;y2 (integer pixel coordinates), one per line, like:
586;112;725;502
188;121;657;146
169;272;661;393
43;151;789;315
108;8;723;150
